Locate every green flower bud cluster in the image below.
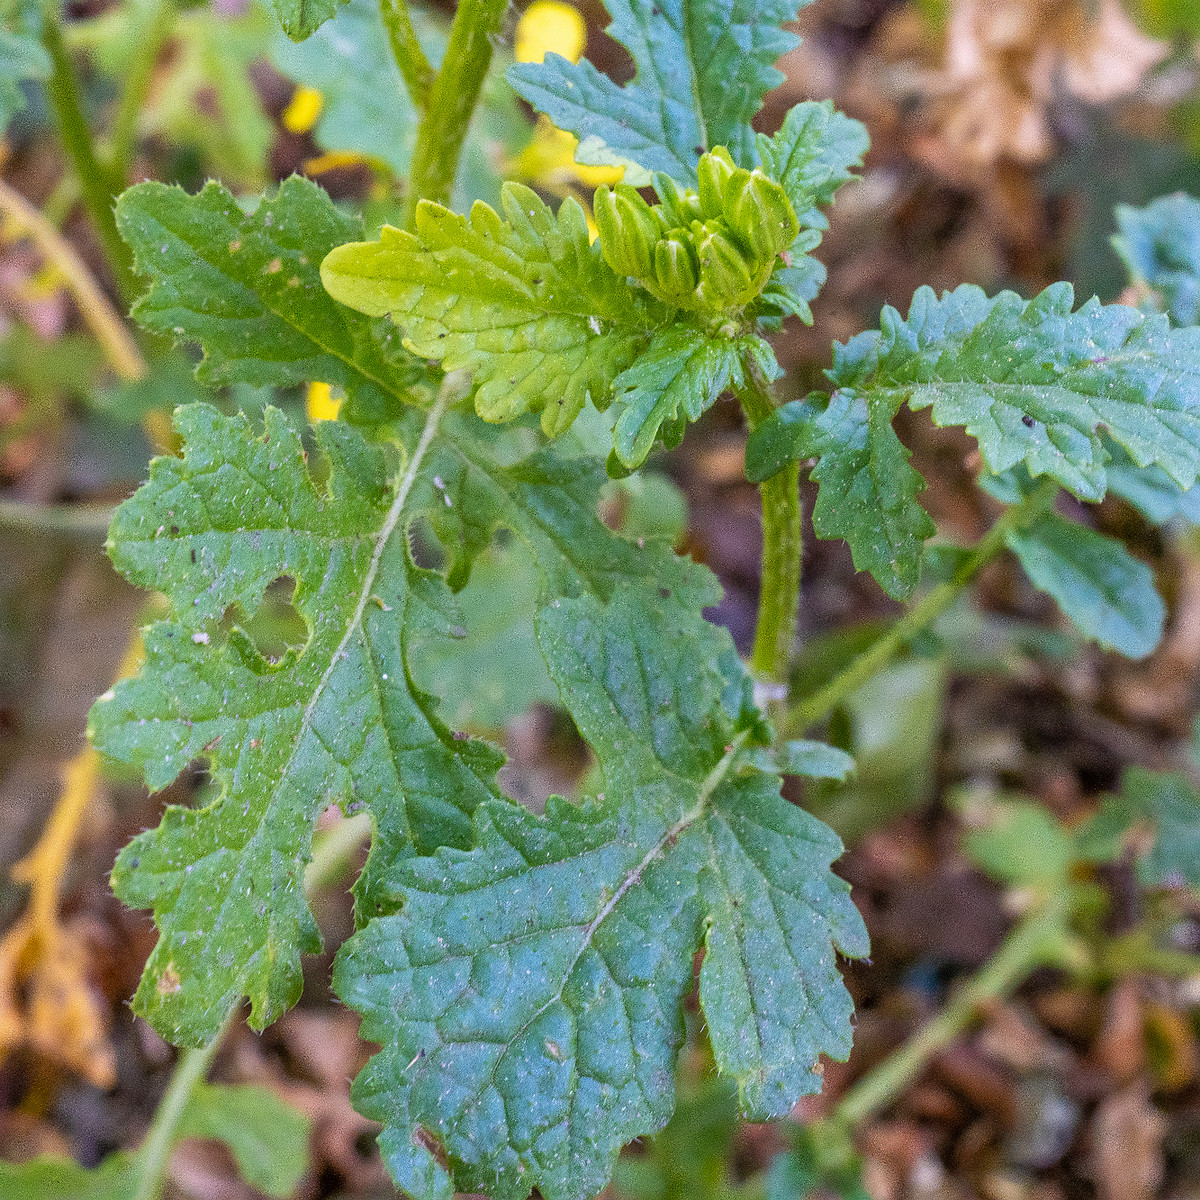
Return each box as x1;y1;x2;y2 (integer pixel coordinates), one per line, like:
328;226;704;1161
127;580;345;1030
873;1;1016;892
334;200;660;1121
594;148;799;316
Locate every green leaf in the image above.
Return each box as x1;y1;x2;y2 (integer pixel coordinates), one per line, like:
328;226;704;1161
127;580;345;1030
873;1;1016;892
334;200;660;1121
271;0;345;43
1083;767;1200;889
333;586;865;1200
829;283;1200;501
747;393;934;599
1112;192;1200;328
775;740;856;780
0;1153;137;1200
177;1083;312;1198
507;0;811;183
611;327;761;469
90;403;506;1045
956;793;1075;888
321;184;662;437
1004;511;1165;659
1103;442;1200;525
116;176;435;426
0;30;49;137
756;101;869;231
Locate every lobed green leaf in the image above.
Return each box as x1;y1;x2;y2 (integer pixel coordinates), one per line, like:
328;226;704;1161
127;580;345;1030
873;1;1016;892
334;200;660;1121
508;0;811;184
829;282;1200;501
1112;192;1200;328
116;176;435;425
333;586;865;1200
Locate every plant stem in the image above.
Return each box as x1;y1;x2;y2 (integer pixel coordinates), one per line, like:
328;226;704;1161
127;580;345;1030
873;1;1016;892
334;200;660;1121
125;813;371;1200
832;894;1071;1129
0;178;146;381
107;0;174;182
129;1012;233;1200
380;0;435;113
737;369;801;684
788;478;1059;732
0;499;115;538
40;7;135;298
401;0;507;226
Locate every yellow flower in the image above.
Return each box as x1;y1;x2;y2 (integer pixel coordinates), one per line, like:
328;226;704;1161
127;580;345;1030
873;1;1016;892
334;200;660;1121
282;85;324;135
515;0;586;65
509;1;623;202
306;381;341;422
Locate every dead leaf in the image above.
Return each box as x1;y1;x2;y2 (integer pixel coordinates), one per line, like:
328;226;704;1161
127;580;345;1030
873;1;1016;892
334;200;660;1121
1090;1085;1166;1200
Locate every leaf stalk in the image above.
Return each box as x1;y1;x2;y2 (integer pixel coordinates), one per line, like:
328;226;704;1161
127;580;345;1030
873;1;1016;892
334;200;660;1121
380;0;436;113
400;0;507;225
788;478;1060;732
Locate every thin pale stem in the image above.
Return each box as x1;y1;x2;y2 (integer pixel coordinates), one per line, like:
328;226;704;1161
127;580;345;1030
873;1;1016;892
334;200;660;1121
788;478;1059;732
401;0;507;226
380;0;435;113
0;498;115;537
832;893;1072;1129
39;8;135;296
737;369;801;684
107;0;175;181
0;178;146;381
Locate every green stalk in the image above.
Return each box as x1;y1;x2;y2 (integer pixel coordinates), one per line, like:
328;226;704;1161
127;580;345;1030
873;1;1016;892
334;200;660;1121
788;478;1059;732
400;0;507;226
380;0;436;113
831;893;1072;1129
40;6;134;298
129;1013;231;1200
106;0;175;182
125;816;371;1200
737;369;802;684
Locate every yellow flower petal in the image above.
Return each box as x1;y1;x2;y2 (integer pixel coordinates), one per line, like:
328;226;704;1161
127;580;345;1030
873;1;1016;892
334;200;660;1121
307;381;341;422
303;149;372;175
515;0;586;65
282;85;324;135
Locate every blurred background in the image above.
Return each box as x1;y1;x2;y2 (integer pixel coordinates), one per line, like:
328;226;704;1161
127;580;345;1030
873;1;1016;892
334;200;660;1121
4;0;1200;1196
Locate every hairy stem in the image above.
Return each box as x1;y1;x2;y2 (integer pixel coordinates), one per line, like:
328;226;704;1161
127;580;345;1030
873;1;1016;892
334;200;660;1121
0;178;146;381
401;0;507;226
788;478;1059;732
40;8;134;297
107;0;175;181
832;893;1071;1129
737;370;801;684
381;0;436;112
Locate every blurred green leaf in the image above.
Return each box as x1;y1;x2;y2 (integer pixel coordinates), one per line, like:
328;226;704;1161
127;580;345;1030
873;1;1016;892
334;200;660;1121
956;792;1075;888
1113;192;1200;327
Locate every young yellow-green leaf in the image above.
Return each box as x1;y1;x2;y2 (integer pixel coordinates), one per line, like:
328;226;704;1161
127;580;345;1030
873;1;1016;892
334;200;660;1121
176;1083;312;1198
507;0;812;183
89;403;505;1046
745;393;935;599
1113;192;1200;328
611;327;766;469
333;586;865;1200
1005;511;1165;659
321;185;663;437
116;176;434;426
829;283;1200;501
0;1154;138;1200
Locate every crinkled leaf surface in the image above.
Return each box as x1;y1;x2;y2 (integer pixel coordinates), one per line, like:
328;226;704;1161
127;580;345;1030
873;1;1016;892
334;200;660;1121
829;283;1200;501
334;586;865;1200
508;0;810;182
746;394;934;599
611;327;762;469
117;176;434;426
1103;441;1200;525
89;404;506;1045
321;185;663;437
271;0;344;44
1005;511;1165;659
1113;192;1200;328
